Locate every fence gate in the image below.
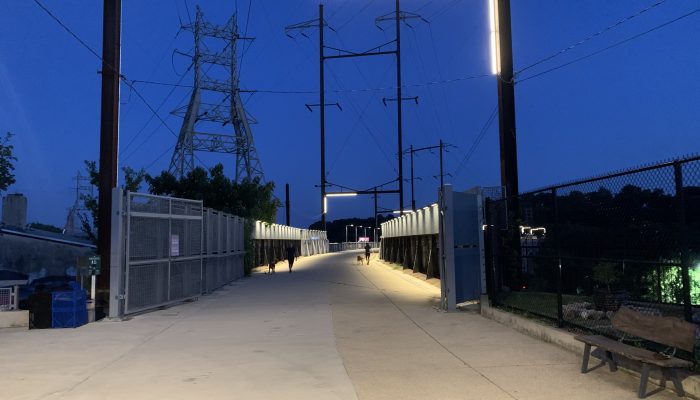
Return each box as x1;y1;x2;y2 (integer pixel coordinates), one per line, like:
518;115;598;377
121;192;204;315
109;191;247;318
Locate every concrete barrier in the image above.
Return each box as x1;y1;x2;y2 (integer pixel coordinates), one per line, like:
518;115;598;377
0;310;28;329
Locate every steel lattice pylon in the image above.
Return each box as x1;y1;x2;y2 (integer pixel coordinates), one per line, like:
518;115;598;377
169;6;264;182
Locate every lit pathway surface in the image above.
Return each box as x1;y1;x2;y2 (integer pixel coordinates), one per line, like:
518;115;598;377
0;251;680;400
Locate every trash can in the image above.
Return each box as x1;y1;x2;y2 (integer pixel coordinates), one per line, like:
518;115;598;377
28;292;53;329
51;290;87;328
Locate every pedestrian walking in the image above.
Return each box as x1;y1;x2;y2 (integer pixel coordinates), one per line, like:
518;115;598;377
364;243;371;265
286;244;296;273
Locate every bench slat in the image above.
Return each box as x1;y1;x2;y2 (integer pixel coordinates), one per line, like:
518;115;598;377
575;335;692;369
612;307;696;352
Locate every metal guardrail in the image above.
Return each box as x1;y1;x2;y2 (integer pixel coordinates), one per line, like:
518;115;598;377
328;242;379;252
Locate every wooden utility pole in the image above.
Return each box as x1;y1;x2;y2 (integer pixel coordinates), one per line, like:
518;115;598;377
495;0;520;226
97;0;121;308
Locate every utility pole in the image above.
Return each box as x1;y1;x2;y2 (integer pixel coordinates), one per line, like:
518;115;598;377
395;0;404;216
374;187;378;232
97;0;121;307
286;2;424;224
285;183;290;226
404;141;452;210
494;0;519;226
319;4;326;230
285;6;341;230
409;145;415;210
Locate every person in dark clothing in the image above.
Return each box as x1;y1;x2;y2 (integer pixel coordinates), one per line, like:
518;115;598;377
364;243;371;265
286;245;297;273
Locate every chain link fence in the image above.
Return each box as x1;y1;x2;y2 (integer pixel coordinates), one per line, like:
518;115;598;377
484;156;700;355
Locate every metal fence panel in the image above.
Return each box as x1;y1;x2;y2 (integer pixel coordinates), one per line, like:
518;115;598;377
484;155;700;359
0;287;13;311
121;192;246;315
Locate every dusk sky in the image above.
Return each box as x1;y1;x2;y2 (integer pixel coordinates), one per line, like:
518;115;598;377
1;0;699;229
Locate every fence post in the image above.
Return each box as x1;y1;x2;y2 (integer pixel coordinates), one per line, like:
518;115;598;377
674;162;693;322
552;188;564;328
483;199;497;305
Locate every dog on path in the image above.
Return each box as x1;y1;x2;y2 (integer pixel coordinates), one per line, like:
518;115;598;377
356;255;364;265
268;259;276;274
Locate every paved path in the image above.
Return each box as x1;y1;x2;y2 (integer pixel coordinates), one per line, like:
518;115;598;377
0;251;681;399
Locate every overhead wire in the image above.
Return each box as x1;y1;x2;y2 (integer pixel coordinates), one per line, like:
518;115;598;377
517;7;700;84
452;105;498;179
326;64;398;174
327;61;394;176
516;0;670;76
33;0;209;172
121;63;193;160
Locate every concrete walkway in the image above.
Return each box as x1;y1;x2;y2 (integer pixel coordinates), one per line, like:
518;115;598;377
0;251;682;399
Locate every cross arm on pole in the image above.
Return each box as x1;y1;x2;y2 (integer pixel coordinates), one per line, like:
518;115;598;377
305;103;342;112
383;96;418;106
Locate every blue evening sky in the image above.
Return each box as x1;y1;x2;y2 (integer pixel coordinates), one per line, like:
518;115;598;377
1;0;699;228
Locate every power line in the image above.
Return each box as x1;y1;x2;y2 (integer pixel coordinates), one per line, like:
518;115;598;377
32;0;102;60
130;73;490;93
326;64;397;174
517;0;670;75
427;0;463;21
334;0;379;32
144;144;176;172
33;0;208;172
121;63;193;159
452;105;498;178
518;7;700;84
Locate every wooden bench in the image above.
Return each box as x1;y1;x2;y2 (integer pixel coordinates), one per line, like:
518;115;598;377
575;306;696;398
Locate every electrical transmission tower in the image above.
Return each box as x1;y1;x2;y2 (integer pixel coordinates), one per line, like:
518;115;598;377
63;171;92;235
169;6;264;182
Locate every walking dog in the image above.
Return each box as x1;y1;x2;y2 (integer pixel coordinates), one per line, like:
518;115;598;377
356;255;364;265
268;259;276;274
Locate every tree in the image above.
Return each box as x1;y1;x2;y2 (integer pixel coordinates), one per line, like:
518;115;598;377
147;164;281;275
80;160;146;243
146;164;279;222
0;132;17;194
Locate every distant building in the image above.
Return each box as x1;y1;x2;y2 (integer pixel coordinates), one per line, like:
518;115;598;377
1;193;28;228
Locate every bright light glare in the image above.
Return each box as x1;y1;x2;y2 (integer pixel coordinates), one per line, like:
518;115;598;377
392;210;415;214
323;196;328;214
488;0;500;75
326;192;358;197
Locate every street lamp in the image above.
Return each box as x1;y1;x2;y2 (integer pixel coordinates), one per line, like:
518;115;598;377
363;226;368;238
345;224;353;243
355;226;362;243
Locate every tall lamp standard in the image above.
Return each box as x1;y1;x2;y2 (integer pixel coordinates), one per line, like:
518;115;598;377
363;226;368;238
355;226;362;243
345;224;353;243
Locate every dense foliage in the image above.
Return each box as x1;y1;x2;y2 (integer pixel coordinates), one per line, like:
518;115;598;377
146;164;279;223
0;132;16;194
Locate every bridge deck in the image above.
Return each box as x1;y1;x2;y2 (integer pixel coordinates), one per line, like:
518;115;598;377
0;251;679;399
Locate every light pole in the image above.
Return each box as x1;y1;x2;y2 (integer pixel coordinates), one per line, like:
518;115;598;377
363;227;368;238
345;224;353;243
355;226;362;243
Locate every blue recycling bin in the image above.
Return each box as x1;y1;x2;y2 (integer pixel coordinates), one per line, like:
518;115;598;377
51;289;87;328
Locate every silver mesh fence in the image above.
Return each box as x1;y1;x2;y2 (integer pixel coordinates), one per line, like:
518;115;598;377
123;192;244;315
0;288;13;311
